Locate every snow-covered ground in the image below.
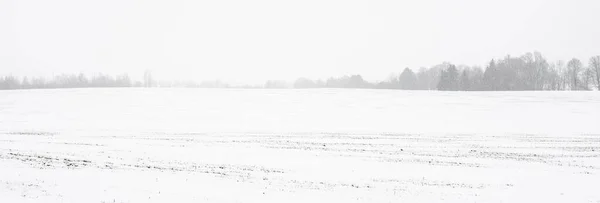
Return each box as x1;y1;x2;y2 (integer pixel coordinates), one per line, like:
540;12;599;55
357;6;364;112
1;88;599;202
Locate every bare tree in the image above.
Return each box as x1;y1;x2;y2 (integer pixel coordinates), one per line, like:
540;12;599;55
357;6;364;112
567;58;583;90
589;56;600;90
144;70;154;88
556;60;569;90
582;68;593;90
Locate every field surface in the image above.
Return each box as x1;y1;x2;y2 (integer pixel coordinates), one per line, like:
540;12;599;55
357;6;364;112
1;89;599;202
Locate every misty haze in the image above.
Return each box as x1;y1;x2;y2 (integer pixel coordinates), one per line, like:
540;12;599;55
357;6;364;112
1;0;600;203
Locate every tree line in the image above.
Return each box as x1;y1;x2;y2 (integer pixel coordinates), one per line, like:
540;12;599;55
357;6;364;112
0;73;135;90
290;52;600;91
2;52;599;91
0;71;248;90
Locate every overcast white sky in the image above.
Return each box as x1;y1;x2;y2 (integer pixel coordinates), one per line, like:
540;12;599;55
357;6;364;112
1;0;599;84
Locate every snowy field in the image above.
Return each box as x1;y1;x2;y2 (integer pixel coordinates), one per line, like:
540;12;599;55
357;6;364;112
1;88;599;203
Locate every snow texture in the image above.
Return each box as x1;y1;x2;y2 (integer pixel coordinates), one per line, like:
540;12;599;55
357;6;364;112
1;88;599;202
